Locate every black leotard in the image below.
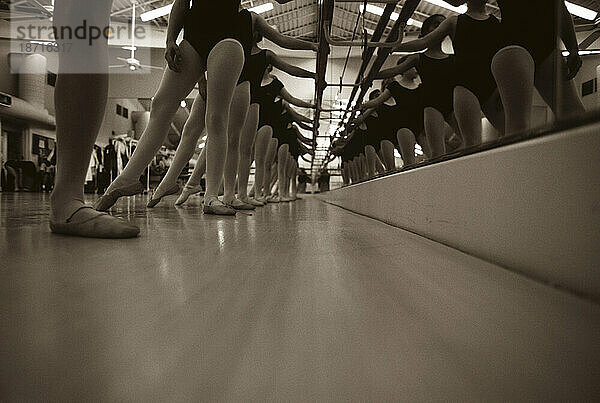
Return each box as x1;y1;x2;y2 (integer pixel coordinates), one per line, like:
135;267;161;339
194;9;254;102
274;106;294;144
417;54;456;117
287;128;302;159
342;133;362;162
362;115;381;149
497;0;557;66
184;1;252;62
453;14;502;105
385;81;424;139
255;79;285;129
240;49;269;104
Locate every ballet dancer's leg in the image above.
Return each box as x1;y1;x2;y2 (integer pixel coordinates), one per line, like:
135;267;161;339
260;138;278;201
364;146;376;178
270;143;289;202
148;94;206;207
237;104;260;203
221;82;250;208
252;125;272;202
203;40;245;213
454;86;484;148
380;140;396;172
397;128;417;166
491;46;536;136
424;107;448;158
342;164;350;185
535;51;585;121
281;155;295;201
96;40;204;211
50;0;139;238
290;159;298;199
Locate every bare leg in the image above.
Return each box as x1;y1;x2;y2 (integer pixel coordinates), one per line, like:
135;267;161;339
454;86;483;148
150;94;206;206
238;104;259;201
397;128;417;166
535;51;585;121
290;160;298;199
380;140;396;172
50;0;139;237
364;146;376;178
95;40;203;211
253;125;272;200
272;143;289;202
174;146;206;206
492;45;535;135
342;164;350;185
281;154;295;201
204;40;245;201
222;82;250;204
261;138;278;199
424;107;447;158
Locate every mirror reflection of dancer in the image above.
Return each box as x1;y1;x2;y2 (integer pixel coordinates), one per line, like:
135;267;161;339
446;0;585;134
50;0;140;238
378;14;461;159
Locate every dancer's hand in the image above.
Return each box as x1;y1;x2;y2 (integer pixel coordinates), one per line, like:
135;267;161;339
564;52;582;81
165;41;183;73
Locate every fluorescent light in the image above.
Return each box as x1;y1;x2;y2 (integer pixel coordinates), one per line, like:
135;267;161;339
360;4;422;27
249;3;274;14
423;0;467;14
180;100;187;108
562;49;600;56
565;1;598;20
140;3;173;22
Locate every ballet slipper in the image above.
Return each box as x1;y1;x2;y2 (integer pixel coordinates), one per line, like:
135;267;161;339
94;181;144;212
203;197;236;216
267;196;281;203
50;206;139;239
147;184;180;208
280;196;294;202
241;197;265;207
226;197;256;211
175;184;204;206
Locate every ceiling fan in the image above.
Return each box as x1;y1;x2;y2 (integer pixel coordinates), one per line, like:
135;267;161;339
110;1;162;72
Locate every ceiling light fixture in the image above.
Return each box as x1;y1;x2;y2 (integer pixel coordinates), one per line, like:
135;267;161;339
249;3;274;14
423;0;467;14
565;1;598;20
360;4;423;28
140;3;173;22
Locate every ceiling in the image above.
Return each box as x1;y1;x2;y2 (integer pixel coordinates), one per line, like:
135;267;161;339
5;1;599;40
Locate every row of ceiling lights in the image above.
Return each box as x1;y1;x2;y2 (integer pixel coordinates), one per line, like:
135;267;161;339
138;1;598;24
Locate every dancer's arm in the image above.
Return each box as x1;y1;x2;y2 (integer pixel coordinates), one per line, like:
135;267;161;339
267;51;317;79
560;1;582;80
293;127;313;145
376;55;419;79
359;89;392;110
351;108;376;126
165;0;187;72
393;17;455;52
280;88;316;109
254;13;318;51
284;103;313;125
299;143;314;156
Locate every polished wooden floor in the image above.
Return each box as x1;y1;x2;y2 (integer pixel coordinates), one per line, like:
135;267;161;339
1;192;599;401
